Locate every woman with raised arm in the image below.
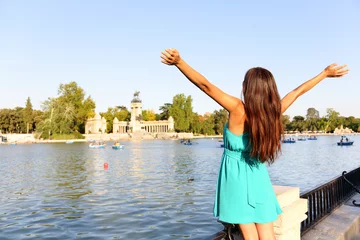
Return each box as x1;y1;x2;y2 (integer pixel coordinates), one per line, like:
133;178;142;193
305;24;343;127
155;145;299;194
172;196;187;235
161;48;349;239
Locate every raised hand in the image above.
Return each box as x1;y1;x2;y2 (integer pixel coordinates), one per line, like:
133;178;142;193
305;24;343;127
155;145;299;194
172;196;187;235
324;63;349;78
161;48;181;65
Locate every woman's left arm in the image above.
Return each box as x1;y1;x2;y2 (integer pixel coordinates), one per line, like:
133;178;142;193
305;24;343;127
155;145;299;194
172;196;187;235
161;48;243;114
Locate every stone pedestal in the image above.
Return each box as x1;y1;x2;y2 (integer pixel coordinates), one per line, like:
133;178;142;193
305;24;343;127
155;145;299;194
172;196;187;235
273;186;308;240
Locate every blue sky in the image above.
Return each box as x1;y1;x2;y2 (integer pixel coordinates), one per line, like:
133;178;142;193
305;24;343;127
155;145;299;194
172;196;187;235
0;0;359;119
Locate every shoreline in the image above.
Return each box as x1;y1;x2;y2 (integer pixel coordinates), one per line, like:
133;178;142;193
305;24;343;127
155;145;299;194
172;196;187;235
1;132;359;145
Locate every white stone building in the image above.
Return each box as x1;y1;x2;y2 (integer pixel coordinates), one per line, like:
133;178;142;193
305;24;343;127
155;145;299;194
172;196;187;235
85;113;107;134
85;92;174;134
112;92;174;134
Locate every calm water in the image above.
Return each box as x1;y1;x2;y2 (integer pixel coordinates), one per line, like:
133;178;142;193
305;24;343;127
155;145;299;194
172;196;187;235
1;136;360;239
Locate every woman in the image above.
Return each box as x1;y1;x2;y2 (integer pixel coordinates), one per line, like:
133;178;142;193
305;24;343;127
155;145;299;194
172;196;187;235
161;48;348;239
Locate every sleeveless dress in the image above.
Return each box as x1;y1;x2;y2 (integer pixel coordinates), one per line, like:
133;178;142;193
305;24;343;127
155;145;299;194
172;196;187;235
213;123;282;224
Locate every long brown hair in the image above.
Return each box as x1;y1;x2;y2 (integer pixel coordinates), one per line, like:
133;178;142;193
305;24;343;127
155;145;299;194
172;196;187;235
242;67;283;164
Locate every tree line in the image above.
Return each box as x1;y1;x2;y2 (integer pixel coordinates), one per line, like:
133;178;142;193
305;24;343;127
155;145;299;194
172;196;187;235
282;108;360;133
0;81;359;138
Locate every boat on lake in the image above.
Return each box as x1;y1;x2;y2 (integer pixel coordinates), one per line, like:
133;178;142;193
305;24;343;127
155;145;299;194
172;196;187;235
89;142;106;148
112;142;124;149
282;138;296;143
297;137;307;141
337;136;354;146
308;136;317;140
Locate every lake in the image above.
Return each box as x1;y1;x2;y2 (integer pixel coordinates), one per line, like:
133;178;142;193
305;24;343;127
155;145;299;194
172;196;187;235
1;135;360;239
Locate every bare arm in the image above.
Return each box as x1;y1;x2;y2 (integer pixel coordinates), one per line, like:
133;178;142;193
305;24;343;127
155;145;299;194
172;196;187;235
281;63;349;113
161;48;243;114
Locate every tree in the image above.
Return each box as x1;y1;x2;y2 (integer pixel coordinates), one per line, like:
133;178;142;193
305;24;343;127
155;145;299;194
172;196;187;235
169;94;193;132
190;113;202;134
57;81;96;133
282;115;291;131
290;115;306;132
159;103;172;120
100;107;131;133
200;114;215;135
142;109;156;121
37;98;76;137
306;108;320;119
23;97;33;133
325;108;340;132
213;109;228;135
114;106;131;121
306;108;320;131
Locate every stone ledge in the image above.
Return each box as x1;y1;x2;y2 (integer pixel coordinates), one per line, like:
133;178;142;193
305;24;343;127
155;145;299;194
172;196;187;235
302;200;360;240
274;185;300;208
274;198;308;234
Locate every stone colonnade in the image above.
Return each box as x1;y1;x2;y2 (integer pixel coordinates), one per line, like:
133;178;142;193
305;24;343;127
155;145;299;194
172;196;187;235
143;123;169;133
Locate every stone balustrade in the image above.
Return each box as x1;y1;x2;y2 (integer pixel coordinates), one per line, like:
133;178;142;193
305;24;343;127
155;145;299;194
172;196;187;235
273;186;308;240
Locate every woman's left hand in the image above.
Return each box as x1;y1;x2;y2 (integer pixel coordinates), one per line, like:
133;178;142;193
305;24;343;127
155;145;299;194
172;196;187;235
161;48;181;65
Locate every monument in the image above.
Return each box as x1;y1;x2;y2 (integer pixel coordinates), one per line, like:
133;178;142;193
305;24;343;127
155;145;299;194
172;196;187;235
85;91;174;134
113;91;174;134
85;113;107;134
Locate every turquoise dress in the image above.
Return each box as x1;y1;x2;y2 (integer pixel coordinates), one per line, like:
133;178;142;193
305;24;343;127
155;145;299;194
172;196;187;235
213;123;282;224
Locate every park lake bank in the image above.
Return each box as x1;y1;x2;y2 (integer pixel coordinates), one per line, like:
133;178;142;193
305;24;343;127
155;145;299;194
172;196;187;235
1;131;360;144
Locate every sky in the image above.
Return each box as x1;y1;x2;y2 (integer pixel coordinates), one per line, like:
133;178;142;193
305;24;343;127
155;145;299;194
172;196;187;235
0;0;359;119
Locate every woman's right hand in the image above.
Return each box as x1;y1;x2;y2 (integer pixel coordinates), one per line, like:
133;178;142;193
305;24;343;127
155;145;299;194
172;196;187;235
324;63;349;78
161;48;182;66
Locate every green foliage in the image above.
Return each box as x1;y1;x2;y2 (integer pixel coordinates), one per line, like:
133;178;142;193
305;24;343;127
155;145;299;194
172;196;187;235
49;132;85;140
282;108;348;133
325;108;340;132
57;81;96;132
159;103;172;120
169;94;193;132
282;115;291;130
213;109;228;135
0;108;26;133
100;107;131;133
200;114;215;135
36;82;96;138
190;113;201;134
23;97;33;133
142;109;156;121
305;107;320;131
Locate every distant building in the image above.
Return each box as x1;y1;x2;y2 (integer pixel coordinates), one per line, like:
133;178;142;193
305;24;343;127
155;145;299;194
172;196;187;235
85;91;174;134
113;91;174;133
85;113;106;134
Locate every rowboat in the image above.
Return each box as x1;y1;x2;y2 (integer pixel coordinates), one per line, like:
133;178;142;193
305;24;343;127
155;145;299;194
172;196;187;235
337;136;354;146
89;144;106;149
112;145;124;149
337;141;354;146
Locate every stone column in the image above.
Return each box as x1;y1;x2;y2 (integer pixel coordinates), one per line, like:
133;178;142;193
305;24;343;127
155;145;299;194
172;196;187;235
273;186;308;240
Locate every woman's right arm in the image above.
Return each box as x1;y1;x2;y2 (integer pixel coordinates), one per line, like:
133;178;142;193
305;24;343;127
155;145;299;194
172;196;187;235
161;48;244;114
281;63;349;113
